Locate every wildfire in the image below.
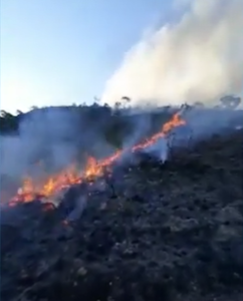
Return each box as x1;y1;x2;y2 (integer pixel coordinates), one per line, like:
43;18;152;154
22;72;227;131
8;112;186;207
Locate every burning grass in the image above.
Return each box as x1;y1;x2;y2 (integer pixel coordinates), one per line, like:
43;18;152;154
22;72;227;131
7;111;185;207
1;108;243;301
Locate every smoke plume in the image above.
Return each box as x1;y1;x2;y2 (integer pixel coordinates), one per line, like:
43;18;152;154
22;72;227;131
0;108;116;198
101;0;243;107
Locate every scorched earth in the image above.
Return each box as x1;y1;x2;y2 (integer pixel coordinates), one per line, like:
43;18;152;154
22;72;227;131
1;108;243;301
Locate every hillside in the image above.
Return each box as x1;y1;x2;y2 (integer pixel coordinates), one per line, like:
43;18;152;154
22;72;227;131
1;104;243;301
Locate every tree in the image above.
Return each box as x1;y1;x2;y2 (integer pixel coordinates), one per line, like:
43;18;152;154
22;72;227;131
121;96;131;103
16;110;23;115
193;102;204;108
220;95;241;109
0;110;18;132
0;110;8;117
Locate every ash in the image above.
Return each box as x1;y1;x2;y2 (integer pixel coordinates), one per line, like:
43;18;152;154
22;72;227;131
1;129;243;301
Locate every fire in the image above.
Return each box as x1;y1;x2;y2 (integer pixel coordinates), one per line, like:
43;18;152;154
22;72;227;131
132;112;186;152
8;112;186;206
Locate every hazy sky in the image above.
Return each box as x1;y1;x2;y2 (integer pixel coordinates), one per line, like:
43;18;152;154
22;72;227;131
1;0;172;113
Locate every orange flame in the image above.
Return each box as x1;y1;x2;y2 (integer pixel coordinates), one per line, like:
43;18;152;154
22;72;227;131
8;112;186;206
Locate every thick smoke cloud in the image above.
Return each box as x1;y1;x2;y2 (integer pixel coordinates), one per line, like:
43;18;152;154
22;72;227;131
101;0;243;107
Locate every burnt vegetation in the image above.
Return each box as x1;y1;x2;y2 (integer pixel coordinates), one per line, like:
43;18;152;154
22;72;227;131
1;95;243;301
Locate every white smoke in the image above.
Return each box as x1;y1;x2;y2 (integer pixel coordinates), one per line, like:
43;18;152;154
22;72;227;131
0;108;116;199
101;0;243;107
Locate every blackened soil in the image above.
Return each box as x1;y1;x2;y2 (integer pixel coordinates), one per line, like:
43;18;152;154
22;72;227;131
1;129;243;301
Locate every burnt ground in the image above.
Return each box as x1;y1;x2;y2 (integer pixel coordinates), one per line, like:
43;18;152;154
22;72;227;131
1;129;243;301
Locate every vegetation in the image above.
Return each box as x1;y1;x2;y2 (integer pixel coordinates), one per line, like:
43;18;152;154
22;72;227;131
1;94;241;134
1;95;242;301
0;101;173;150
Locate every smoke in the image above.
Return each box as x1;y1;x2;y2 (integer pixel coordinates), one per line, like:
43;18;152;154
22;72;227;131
0;108;117;198
0;110;78;180
0;106;161;196
101;0;243;107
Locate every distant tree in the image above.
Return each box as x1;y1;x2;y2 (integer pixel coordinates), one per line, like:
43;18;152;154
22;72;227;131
115;101;121;109
0;110;7;117
193;102;204;108
0;111;14;119
180;103;191;113
220;95;241;109
91;102;99;107
0;110;18;132
121;96;131;103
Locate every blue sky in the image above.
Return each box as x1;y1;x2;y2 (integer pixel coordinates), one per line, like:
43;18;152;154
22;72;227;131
1;0;172;113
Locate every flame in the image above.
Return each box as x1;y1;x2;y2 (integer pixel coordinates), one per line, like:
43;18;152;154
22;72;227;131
8;112;186;206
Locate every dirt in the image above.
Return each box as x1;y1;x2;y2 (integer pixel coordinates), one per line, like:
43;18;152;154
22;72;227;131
1;128;243;301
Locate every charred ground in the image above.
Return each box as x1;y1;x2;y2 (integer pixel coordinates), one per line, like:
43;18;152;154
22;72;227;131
1;106;243;301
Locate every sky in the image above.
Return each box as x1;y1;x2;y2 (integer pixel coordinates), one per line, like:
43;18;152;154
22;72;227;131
1;0;172;113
